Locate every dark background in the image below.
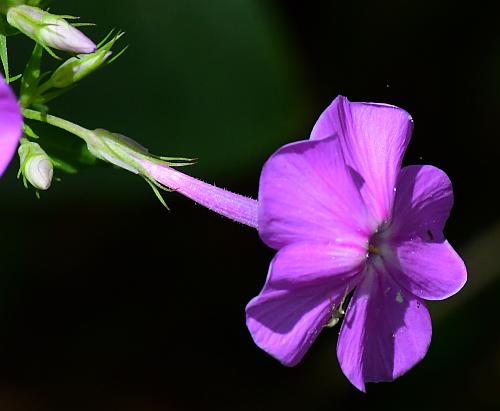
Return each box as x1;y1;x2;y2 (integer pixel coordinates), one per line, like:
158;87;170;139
1;0;499;409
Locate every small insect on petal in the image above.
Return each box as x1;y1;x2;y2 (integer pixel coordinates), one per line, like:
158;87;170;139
324;288;349;328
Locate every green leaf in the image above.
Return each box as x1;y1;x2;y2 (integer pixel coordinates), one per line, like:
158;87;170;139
0;33;8;82
20;43;43;108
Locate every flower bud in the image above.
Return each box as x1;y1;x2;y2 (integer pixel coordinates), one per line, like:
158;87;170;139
6;5;95;54
49;50;111;88
47;31;124;88
18;141;53;190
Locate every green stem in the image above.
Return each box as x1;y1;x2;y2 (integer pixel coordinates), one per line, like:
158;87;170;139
22;109;93;141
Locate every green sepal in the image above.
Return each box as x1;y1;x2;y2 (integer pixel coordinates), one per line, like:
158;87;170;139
144;177;170;210
8;72;21;82
23;122;39;139
70;22;95;28
156;155;197;167
39;42;60;60
107;44;128;64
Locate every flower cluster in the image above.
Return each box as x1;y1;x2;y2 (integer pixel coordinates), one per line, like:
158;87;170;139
0;1;125;191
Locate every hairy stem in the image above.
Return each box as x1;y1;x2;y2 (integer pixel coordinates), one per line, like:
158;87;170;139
22;109;260;229
139;159;259;229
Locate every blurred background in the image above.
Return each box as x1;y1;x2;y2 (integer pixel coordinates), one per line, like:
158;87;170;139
1;0;499;409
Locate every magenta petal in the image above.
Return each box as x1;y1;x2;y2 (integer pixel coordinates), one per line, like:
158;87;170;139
246;241;364;366
310;96;413;222
258;136;373;250
337;268;431;392
246;287;332;367
387;239;467;300
262;241;366;287
391;165;454;241
386;164;466;300
0;77;22;176
310;96;346;140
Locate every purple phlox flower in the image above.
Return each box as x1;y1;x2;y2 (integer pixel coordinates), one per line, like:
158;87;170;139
85;96;466;391
245;96;467;391
0;76;23;177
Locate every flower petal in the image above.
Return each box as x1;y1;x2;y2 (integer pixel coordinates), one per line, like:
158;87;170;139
262;240;367;287
258;135;374;250
385;165;466;300
337;268;431;392
246;241;365;366
391;165;454;241
310;95;345;140
310;96;413;222
386;239;467;300
0;77;22;177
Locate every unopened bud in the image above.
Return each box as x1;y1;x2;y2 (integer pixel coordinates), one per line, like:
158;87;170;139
6;5;95;54
50;50;111;88
48;31;124;88
18;141;53;190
